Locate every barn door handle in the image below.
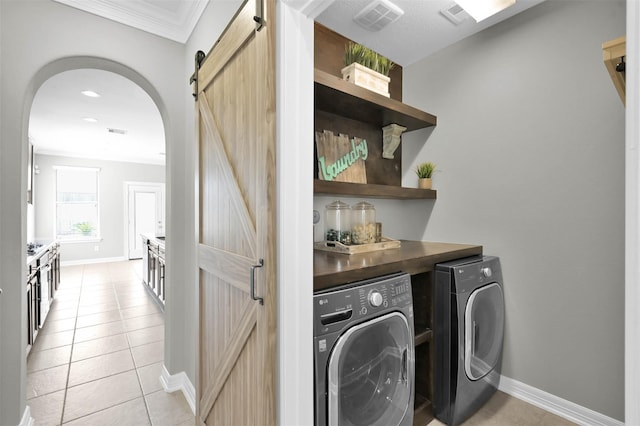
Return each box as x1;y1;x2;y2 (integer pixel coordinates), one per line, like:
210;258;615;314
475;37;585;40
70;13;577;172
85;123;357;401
250;259;264;305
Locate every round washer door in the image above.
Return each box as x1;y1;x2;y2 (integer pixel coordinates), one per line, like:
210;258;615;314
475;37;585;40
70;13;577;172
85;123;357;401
327;312;414;426
464;282;504;381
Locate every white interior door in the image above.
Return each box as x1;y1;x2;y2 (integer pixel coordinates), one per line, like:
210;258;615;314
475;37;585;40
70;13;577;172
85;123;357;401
127;183;164;259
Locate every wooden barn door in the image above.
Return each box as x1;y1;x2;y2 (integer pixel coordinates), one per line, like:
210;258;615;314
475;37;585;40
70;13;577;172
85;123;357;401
194;0;276;424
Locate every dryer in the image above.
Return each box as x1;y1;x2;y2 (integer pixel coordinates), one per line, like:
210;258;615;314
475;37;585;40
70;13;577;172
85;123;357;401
434;256;505;426
313;272;415;426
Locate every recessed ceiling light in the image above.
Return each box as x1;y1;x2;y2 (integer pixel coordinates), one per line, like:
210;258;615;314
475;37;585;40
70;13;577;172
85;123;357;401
81;90;101;98
83;117;98;123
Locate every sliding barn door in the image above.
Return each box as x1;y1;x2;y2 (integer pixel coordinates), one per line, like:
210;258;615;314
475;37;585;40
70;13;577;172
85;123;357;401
195;0;276;424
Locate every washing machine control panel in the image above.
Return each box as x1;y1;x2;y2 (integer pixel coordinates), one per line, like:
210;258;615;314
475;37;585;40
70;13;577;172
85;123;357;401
313;273;412;335
356;276;412;315
368;291;383;307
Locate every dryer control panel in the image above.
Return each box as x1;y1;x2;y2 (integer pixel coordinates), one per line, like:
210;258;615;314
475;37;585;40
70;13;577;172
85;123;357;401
313;273;412;337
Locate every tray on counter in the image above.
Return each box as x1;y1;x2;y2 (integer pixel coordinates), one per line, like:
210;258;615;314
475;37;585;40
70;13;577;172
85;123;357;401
314;237;401;255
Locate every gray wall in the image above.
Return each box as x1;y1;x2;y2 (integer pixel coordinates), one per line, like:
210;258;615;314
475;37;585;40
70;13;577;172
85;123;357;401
401;0;625;420
33;154;165;262
0;1;185;423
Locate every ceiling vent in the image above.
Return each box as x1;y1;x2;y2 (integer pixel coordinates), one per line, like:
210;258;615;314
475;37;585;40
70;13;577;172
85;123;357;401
353;0;404;32
440;3;469;25
107;128;127;135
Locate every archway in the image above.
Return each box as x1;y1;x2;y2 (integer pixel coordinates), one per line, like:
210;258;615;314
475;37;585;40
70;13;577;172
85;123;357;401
23;57;170;424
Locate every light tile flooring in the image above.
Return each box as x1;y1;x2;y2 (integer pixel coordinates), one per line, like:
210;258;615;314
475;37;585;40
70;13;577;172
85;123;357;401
427;391;577;426
27;260;194;426
28;261;576;426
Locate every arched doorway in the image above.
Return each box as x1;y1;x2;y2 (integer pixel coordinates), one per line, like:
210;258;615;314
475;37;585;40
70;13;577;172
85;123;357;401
23;59;174;424
29;68;166;260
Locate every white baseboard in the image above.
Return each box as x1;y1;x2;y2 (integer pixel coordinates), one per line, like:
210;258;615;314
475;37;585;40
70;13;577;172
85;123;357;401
20;405;34;426
160;365;196;415
61;256;127;266
499;375;623;426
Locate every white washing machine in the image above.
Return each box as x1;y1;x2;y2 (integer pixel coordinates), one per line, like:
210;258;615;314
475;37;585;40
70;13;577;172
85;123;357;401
434;256;505;426
313;273;415;426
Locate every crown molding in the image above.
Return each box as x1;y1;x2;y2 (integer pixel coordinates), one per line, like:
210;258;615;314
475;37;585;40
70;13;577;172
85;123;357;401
52;0;209;44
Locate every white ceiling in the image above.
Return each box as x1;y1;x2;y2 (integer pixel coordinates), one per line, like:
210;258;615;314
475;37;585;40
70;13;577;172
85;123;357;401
315;0;547;66
30;69;165;165
33;0;545;165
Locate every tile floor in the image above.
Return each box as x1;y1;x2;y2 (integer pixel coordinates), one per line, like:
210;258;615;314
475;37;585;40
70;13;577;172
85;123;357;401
26;260;194;426
27;261;575;426
426;391;577;426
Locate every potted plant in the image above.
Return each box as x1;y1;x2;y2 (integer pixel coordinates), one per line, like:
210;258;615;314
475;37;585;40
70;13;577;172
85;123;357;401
342;42;395;97
73;221;94;236
415;162;436;189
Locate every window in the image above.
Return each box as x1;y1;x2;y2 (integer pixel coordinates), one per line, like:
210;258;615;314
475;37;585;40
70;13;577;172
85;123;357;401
55;166;100;241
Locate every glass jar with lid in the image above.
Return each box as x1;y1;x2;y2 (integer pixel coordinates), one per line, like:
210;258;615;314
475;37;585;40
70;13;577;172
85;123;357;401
325;200;351;245
351;201;376;244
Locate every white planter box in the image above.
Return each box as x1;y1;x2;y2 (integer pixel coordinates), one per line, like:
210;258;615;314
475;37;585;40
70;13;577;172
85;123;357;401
341;63;390;97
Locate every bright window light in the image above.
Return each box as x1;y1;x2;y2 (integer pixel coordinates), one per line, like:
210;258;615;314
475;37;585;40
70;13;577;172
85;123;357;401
55;166;101;241
454;0;516;22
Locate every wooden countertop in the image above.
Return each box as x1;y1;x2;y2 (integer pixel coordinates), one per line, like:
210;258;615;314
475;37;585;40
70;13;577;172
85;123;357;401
314;240;482;291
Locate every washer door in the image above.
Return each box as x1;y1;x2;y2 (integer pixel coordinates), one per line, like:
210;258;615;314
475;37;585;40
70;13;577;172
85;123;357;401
327;312;413;426
464;282;504;381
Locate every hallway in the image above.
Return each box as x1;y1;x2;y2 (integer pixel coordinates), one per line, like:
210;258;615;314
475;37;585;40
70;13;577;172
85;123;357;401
26;260;194;425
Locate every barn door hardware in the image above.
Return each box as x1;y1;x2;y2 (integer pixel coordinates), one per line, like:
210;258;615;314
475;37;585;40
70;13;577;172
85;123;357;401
616;56;625;73
253;0;265;31
189;50;206;100
250;258;264;305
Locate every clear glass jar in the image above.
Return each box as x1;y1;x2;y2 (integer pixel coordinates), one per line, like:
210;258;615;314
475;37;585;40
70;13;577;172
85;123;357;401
325;200;351;245
351;201;376;244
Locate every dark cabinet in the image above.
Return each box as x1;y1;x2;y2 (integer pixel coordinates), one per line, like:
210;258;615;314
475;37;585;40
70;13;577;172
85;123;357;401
148;240;158;294
49;242;60;294
141;236;165;308
26;241;60;355
26;260;39;354
411;272;435;424
157;245;165;304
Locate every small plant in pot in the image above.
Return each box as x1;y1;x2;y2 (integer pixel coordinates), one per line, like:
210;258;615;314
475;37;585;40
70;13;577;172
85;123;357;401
73;221;94;236
342;42;395;97
415;162;436;189
344;42;395;76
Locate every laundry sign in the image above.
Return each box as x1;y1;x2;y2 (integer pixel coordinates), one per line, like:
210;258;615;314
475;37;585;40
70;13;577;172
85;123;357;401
315;130;368;183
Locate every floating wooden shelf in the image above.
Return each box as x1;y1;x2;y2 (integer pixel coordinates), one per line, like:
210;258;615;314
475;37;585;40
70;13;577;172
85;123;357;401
315;69;437;131
314;180;436;200
415;328;433;346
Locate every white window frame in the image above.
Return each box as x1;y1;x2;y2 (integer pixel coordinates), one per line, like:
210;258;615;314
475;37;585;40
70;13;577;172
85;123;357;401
54;165;101;243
